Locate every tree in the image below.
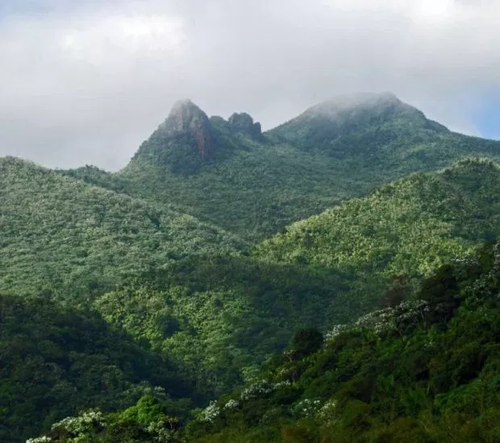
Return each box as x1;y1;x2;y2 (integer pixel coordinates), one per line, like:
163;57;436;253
292;328;324;359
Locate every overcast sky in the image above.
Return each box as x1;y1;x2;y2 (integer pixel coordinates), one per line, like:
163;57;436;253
1;0;500;170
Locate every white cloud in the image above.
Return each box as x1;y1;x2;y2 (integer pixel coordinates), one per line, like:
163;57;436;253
0;0;499;169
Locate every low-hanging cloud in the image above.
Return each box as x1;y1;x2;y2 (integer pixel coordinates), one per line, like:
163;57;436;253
1;0;499;170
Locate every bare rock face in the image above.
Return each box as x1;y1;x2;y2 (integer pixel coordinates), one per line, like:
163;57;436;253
228;112;262;138
162;99;216;159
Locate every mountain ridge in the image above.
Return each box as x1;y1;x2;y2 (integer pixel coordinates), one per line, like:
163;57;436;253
8;93;500;243
116;94;500;239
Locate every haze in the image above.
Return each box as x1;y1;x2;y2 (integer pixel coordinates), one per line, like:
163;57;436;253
1;0;499;170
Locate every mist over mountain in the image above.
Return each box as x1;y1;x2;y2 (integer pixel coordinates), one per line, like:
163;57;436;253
268;92;449;151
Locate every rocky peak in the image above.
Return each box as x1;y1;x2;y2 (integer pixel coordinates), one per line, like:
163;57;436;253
160;99;216;159
228;112;262;138
162;100;208;133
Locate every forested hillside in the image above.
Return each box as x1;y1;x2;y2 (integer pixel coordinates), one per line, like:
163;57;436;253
183;243;500;442
0;158;352;402
0;157;243;297
29;243;500;442
0;295;194;442
256;158;500;305
3;94;500;442
84;158;500;403
91;256;352;398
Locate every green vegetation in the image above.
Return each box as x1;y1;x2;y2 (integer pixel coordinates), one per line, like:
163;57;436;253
29;244;500;442
92;256;352;398
267;92;449;154
0;157;243;297
0;294;192;443
116;94;500;240
183;243;500;442
4;94;500;442
256;158;500;307
25;395;184;443
60;94;500;241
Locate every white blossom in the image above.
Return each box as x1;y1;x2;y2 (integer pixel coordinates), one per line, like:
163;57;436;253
240;380;274;401
327;300;430;339
50;410;105;437
146;420;177;442
291;398;322;418
223;399;240;410
26;437;52;443
200;401;221;422
316;399;338;424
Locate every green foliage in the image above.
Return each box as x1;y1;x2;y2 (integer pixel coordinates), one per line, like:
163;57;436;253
256;158;500;308
61;164;129;194
291;329;324;358
188;244;500;442
268;93;449;156
118;394;169;426
0;157;244;297
28;396;184;442
0;294;192;443
8;157;500;440
7;156;500;442
8;96;500;442
93;255;353;397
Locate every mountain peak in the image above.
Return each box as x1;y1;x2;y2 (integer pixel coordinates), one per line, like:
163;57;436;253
162;99;209;132
304;92;448;133
154;99;216;160
170;98;202;116
268;92;448;154
307;92;408;119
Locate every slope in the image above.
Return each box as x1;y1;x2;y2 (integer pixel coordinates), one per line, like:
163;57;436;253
79;159;500;400
0;157;244;297
30;243;500;442
185;243;500;443
256;158;500;305
0;158;353;402
267;92;449;154
91;255;352;398
0;294;193;443
112;94;500;240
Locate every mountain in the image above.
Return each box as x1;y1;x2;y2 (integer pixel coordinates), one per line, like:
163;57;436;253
0;159;353;402
0;157;244;297
54;159;500;405
107;94;500;240
255;158;500;306
132;99;220;171
5;94;500;442
267;92;448;153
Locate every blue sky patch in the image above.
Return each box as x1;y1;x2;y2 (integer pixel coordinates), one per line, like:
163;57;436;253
474;96;500;140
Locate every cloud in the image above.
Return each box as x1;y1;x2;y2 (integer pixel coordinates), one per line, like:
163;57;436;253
0;0;499;170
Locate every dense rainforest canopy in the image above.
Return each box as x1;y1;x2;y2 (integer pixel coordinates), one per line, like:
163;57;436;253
2;93;500;442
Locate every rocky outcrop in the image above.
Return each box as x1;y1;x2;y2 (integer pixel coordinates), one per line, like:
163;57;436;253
161;99;216;159
228;112;262;138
